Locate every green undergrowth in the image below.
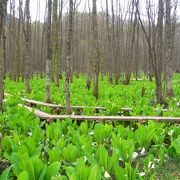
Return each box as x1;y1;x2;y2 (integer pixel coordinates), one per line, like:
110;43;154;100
155;158;180;180
4;73;180;116
0;74;179;179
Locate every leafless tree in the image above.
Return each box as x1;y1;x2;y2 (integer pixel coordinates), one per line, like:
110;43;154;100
24;0;32;93
92;0;100;99
164;0;177;97
65;0;74;114
138;0;166;104
46;0;52;103
0;0;8;111
52;0;59;86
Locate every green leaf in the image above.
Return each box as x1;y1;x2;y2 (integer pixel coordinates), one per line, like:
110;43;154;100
31;156;44;179
1;136;11;155
44;162;61;180
94;124;106;144
172;137;180;154
169;137;180;157
62;144;78;163
39;165;47;180
17;171;29;180
27;158;36;180
69;173;77;180
95;145;108;170
88;165;101;180
52;176;68;180
0;166;11;180
48;146;61;163
114;165;125;180
63;166;75;178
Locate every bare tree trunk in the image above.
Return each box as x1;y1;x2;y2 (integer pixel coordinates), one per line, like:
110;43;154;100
86;0;92;90
111;0;116;84
115;0;121;85
138;0;165;105
0;0;8;111
65;0;73;114
24;0;31;93
52;0;59;86
58;0;64;79
165;0;177;97
46;0;52;103
135;21;140;80
16;0;23;81
11;0;16;81
106;0;112;83
124;0;139;85
146;0;154;81
92;0;100;99
40;25;45;77
155;0;164;104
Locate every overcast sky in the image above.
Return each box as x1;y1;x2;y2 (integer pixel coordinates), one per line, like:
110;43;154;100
7;0;180;22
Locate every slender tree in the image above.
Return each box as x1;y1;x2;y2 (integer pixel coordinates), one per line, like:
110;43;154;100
52;0;59;86
65;0;73;114
105;0;112;83
92;0;100;99
165;0;177;97
155;0;164;104
58;0;64;79
16;0;23;81
124;0;138;85
138;0;166;104
86;0;93;90
46;0;52;103
0;0;8;111
24;0;31;93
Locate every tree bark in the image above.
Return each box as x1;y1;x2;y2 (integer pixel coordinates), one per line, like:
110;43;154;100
0;0;8;111
106;0;113;83
52;0;59;86
46;0;52;103
24;0;32;93
58;0;64;79
65;0;73;114
92;0;100;99
165;0;176;97
155;0;165;104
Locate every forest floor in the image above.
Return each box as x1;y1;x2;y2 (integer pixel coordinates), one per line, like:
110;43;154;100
0;74;180;179
156;158;180;180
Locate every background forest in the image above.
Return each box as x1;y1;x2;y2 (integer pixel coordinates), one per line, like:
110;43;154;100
0;0;180;179
0;0;180;108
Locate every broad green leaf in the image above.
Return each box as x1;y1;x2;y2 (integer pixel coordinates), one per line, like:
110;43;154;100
0;166;11;180
95;145;108;170
48;146;61;163
94;124;106;144
17;171;29;180
52;176;68;180
31;156;44;179
114;165;125;180
88;165;101;180
63;166;75;178
62;144;78;163
39;165;47;180
44;162;61;180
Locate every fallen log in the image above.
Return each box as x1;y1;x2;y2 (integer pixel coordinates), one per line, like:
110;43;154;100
19;104;50;118
21;104;180;122
21;98;133;112
22;97;170;113
47;115;180;122
6;92;170;113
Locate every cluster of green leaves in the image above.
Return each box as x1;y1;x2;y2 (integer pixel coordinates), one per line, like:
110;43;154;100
4;73;180;116
0;74;179;179
0;98;180;179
